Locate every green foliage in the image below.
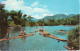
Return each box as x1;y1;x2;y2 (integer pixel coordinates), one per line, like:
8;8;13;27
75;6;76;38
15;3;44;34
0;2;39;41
68;26;79;50
38;19;45;26
9;10;22;25
36;15;79;26
46;15;79;26
23;14;27;18
30;20;36;26
27;15;33;22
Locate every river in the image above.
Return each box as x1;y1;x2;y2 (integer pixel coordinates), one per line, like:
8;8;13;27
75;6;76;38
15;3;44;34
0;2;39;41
0;26;76;51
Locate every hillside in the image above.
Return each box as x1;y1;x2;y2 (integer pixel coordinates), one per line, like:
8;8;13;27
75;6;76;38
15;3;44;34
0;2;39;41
24;14;77;22
42;14;77;20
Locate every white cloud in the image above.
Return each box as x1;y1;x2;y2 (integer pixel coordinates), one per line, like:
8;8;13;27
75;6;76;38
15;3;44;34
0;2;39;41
31;1;38;7
64;13;68;15
1;0;53;19
43;14;53;16
31;1;47;8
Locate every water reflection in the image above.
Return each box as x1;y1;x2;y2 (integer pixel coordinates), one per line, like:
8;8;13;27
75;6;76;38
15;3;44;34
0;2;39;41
0;27;7;38
0;40;9;50
11;25;22;32
20;36;26;41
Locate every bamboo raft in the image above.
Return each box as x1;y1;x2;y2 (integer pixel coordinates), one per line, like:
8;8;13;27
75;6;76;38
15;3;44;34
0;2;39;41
40;32;67;42
30;30;47;33
0;34;34;42
63;45;72;50
56;31;69;33
49;35;67;42
30;31;39;33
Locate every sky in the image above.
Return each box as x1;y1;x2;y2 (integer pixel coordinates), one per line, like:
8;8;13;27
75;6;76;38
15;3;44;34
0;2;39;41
0;0;79;19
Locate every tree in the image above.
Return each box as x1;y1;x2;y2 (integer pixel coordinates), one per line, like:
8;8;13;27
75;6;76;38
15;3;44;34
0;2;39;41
17;10;22;19
48;19;54;25
0;4;9;38
9;10;22;25
22;14;27;26
27;15;33;22
23;14;27;18
38;19;45;26
27;15;33;26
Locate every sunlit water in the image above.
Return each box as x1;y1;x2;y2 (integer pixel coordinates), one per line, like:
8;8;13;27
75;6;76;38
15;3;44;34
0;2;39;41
0;26;76;51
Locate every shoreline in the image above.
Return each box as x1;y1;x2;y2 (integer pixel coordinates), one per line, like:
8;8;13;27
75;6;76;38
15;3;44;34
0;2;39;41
8;25;77;27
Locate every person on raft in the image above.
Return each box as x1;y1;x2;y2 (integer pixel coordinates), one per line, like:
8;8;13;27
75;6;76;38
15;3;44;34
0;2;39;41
39;27;44;32
6;28;10;39
35;26;38;32
20;29;26;35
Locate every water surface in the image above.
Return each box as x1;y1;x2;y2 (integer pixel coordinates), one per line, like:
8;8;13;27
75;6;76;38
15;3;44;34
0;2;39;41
0;26;76;51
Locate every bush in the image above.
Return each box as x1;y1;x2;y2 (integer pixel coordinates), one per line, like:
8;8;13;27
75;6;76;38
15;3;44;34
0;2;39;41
68;26;79;50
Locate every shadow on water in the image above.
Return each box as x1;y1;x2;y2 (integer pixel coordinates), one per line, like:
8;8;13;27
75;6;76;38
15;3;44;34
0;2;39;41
0;40;9;50
20;36;26;41
0;25;22;50
0;27;7;39
0;26;10;50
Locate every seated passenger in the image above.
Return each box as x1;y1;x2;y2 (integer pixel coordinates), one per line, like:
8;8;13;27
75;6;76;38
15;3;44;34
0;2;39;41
39;28;44;32
20;29;26;35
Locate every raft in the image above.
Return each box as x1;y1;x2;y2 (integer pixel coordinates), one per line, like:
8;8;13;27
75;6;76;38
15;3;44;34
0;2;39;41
63;45;72;50
40;32;67;42
30;31;39;33
0;34;34;42
56;31;69;33
30;30;47;33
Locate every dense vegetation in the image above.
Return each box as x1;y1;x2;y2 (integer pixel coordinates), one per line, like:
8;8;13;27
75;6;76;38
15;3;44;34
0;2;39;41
8;14;79;26
0;4;9;38
68;26;79;50
37;15;79;26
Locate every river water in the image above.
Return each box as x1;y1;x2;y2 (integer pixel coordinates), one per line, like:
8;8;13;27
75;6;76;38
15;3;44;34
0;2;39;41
0;26;76;51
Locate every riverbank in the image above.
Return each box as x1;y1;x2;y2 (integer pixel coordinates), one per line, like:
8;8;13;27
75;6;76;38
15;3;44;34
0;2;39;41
67;27;79;50
8;24;77;27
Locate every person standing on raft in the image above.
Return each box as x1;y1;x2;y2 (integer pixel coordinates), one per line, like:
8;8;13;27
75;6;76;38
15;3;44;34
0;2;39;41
6;28;10;39
20;29;26;35
35;26;38;32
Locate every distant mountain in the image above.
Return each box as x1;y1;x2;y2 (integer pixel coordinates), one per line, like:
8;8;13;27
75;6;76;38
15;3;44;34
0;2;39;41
42;14;77;21
25;14;77;22
31;18;39;22
25;17;39;22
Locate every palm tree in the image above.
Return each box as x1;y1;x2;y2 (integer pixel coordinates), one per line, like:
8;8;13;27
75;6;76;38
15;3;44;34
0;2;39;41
23;14;27;26
17;10;22;19
23;14;27;18
27;15;33;22
27;15;33;25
